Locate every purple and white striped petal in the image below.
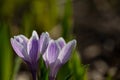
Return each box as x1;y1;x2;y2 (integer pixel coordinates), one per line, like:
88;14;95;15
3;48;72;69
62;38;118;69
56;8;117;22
50;60;61;78
56;37;66;50
58;40;76;64
46;40;60;65
19;35;28;45
11;38;25;58
14;35;28;48
39;32;50;54
27;31;39;62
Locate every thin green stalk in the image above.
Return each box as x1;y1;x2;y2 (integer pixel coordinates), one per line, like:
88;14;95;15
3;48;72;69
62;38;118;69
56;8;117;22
10;57;22;80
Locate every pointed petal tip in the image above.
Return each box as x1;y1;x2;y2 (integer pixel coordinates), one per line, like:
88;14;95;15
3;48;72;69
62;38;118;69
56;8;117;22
49;39;54;43
32;30;37;35
70;39;77;47
32;30;39;40
45;32;49;36
40;32;49;38
10;37;13;41
10;38;14;45
56;37;66;49
71;39;76;43
58;39;77;64
58;37;65;42
13;36;17;39
58;37;64;41
10;37;14;44
33;30;37;33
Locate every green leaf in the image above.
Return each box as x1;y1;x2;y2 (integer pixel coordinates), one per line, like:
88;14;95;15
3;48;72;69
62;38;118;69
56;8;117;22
64;72;72;80
0;23;13;80
69;51;88;80
62;0;72;39
10;57;22;80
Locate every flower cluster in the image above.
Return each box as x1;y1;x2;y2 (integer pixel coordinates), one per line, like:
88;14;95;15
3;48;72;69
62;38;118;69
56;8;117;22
10;30;76;80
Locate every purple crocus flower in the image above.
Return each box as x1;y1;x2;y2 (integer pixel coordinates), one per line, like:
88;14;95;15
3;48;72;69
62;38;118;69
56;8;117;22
10;31;49;80
43;37;76;80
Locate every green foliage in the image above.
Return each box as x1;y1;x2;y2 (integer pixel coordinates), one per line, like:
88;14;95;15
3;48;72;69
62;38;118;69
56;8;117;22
11;57;22;80
62;0;72;39
57;63;71;80
39;57;48;80
69;51;88;80
0;23;13;80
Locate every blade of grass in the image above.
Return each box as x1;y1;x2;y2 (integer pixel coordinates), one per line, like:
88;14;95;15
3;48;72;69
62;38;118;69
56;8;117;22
10;57;22;80
69;51;88;80
62;0;72;39
0;23;13;80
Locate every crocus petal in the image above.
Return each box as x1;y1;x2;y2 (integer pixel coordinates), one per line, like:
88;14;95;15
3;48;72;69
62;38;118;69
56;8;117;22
27;31;39;62
56;37;66;49
58;40;76;64
39;32;50;54
11;38;25;58
50;60;61;78
14;35;28;48
19;35;28;44
46;40;60;65
14;35;31;61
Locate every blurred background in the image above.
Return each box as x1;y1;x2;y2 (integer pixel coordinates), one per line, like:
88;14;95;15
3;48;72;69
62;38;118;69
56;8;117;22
1;0;120;80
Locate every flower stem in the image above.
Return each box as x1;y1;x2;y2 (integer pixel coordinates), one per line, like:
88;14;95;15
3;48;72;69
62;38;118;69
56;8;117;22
49;76;55;80
31;70;37;80
27;62;38;80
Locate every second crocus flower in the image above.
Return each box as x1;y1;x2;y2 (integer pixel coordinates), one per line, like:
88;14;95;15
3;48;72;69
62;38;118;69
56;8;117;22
43;37;76;80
